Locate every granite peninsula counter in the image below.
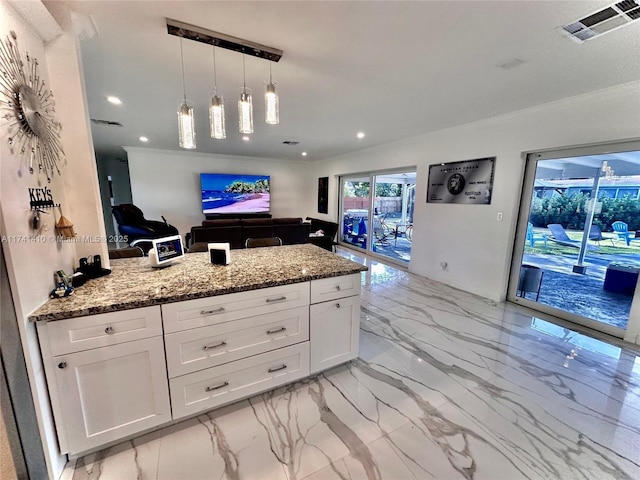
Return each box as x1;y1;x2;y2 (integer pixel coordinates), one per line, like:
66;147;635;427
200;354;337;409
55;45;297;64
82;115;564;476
30;243;367;322
33;244;367;456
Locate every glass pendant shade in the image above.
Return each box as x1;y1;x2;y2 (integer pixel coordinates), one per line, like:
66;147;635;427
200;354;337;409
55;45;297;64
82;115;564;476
178;99;196;149
238;88;253;134
265;83;279;125
209;94;226;139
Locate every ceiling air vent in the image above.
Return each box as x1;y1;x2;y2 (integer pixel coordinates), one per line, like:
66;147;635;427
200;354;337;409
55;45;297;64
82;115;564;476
282;141;299;145
562;0;640;42
90;119;123;127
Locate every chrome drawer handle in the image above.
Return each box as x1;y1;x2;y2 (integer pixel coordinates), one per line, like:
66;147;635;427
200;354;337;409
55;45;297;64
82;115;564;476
205;381;229;392
266;327;287;335
335;285;341;291
201;307;225;316
104;326;115;334
268;364;287;373
203;341;227;351
266;296;287;303
336;303;341;309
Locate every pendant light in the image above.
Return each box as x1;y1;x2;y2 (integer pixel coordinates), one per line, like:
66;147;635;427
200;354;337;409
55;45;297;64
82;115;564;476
265;62;279;125
177;38;196;149
209;46;226;139
238;55;253;134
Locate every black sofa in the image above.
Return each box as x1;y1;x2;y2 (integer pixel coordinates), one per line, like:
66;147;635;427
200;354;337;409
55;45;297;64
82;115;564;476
190;217;310;249
306;217;339;251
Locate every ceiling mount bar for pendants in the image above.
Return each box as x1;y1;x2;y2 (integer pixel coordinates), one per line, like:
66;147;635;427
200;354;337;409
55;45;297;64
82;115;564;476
166;18;283;62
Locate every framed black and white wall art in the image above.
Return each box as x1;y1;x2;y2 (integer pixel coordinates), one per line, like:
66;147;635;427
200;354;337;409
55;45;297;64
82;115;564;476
427;157;495;204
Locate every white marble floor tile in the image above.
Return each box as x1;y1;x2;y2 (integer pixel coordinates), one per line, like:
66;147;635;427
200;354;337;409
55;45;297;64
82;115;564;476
70;431;162;480
65;252;640;480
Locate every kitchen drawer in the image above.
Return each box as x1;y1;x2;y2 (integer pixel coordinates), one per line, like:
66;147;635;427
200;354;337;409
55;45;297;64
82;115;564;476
165;306;309;378
45;306;163;356
162;282;310;333
170;342;309;420
310;273;361;304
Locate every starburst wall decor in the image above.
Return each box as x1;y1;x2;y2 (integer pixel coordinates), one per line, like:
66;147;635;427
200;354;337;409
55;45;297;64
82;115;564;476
1;31;65;182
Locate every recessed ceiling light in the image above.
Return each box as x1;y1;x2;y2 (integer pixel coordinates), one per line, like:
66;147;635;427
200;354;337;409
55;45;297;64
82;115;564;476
357;132;365;139
301;152;307;157
242;136;250;141
139;136;148;142
107;96;122;105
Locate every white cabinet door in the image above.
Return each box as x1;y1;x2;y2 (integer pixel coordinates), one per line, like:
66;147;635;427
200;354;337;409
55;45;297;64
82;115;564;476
52;337;171;455
309;295;360;374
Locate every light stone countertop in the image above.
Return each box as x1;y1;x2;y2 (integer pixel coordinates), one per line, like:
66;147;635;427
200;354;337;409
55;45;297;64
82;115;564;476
29;244;367;322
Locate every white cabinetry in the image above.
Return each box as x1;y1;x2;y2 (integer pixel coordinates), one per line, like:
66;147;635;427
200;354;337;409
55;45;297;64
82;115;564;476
309;274;361;374
163;285;312;419
37;307;171;455
162;282;310;333
38;274;361;456
170;342;309;419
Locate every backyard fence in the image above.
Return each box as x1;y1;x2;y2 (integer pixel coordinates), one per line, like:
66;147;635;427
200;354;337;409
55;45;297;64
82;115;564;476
343;197;402;213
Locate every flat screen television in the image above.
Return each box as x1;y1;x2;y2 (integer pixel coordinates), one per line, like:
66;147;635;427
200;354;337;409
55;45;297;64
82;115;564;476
200;173;270;214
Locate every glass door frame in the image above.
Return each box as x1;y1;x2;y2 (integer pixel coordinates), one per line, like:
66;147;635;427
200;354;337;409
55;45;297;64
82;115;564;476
508;139;640;343
338;167;416;267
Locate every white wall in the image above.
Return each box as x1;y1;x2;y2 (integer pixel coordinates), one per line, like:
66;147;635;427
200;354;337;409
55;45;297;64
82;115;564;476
125;147;309;236
0;2;107;478
45;1;109;262
307;82;640;302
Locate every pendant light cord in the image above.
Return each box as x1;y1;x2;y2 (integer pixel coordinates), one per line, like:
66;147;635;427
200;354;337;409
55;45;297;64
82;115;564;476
242;54;246;91
269;61;273;84
212;46;218;94
180;37;187;101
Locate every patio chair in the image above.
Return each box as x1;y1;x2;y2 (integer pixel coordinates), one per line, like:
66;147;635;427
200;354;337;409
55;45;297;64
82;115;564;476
526;222;547;247
588;225;614;246
547;224;599;250
546;224;580;247
611;221;638;246
373;214;392;245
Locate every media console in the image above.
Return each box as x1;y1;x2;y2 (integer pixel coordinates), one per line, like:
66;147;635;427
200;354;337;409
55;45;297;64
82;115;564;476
205;212;272;220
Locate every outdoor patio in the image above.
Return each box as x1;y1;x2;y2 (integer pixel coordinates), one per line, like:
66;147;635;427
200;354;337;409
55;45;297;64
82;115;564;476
521;250;638;330
341;212;412;263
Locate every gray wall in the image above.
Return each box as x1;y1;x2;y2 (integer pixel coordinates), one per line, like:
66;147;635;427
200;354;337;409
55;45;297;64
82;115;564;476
1;244;47;479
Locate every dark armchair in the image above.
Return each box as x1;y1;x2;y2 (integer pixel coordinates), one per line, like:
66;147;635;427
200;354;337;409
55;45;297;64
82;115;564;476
306;217;339;251
111;204;178;252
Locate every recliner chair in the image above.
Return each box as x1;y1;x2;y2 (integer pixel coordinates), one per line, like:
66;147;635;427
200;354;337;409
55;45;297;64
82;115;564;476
112;204;178;253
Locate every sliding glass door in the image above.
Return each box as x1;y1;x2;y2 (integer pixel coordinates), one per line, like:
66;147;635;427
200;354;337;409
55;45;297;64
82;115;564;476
340;176;370;251
339;170;415;264
509;140;640;340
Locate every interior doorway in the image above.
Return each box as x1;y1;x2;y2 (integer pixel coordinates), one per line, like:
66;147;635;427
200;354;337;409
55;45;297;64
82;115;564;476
509;140;640;339
339;169;415;264
95;152;133;247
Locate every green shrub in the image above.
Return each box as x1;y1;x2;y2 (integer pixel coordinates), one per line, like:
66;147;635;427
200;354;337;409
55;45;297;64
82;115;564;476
530;194;640;231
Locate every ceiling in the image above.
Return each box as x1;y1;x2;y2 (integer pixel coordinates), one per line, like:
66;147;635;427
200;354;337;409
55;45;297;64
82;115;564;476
56;1;640;162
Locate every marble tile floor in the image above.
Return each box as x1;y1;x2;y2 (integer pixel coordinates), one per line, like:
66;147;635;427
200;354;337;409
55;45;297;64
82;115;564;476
65;250;640;480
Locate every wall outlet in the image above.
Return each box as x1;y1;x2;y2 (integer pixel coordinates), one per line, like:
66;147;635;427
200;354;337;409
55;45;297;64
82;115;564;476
497;212;503;221
440;261;448;271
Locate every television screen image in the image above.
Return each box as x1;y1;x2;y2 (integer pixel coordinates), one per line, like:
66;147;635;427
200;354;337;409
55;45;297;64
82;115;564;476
201;173;270;214
149;235;184;268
